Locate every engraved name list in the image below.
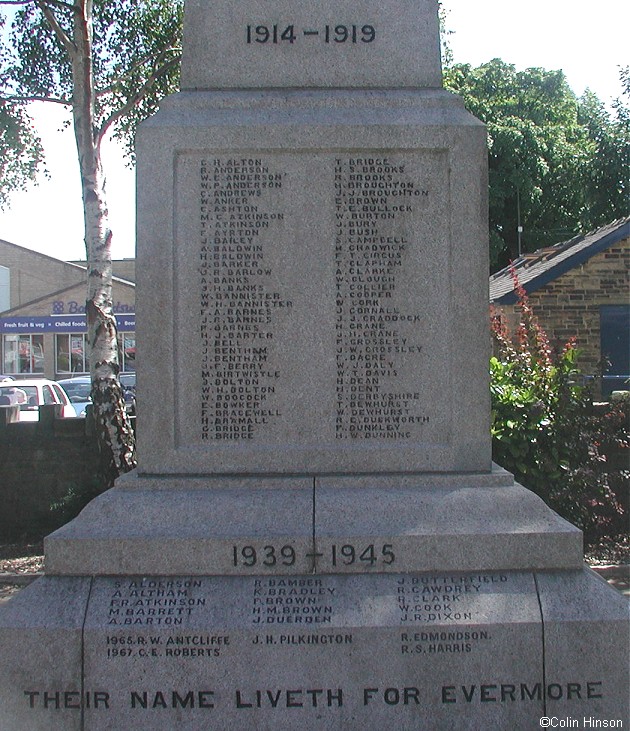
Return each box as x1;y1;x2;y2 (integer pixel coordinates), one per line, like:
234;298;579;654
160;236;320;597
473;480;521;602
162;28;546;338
196;151;448;447
200;157;291;442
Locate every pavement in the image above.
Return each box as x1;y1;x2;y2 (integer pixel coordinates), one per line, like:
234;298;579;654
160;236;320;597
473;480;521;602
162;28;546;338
0;572;43;605
590;564;630;597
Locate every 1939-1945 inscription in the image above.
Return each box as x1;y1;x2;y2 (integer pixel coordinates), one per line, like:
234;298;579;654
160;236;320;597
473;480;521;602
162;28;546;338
232;542;396;569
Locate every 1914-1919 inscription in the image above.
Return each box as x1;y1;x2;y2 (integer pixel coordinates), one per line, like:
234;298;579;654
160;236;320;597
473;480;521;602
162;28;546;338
181;0;442;90
245;23;376;45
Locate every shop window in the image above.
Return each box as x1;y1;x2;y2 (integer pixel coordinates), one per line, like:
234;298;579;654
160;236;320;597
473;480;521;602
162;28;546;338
55;333;89;374
2;334;45;375
118;332;136;372
600;305;630;396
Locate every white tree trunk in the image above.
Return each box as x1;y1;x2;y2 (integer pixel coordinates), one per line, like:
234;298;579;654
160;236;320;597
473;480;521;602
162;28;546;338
71;0;136;481
82;152;136;480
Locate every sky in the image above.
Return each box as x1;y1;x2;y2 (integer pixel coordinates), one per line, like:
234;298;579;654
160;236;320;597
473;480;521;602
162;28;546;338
0;0;628;262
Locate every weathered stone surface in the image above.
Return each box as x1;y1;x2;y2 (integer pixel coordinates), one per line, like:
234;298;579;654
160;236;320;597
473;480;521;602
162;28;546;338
45;474;314;576
44;468;582;576
0;577;90;731
181;0;442;90
136;89;490;476
536;569;630;720
3;2;628;729
314;475;583;573
1;570;627;730
81;571;542;730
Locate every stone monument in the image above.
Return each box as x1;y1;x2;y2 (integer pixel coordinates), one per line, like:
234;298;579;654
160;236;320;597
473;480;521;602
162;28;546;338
1;0;628;728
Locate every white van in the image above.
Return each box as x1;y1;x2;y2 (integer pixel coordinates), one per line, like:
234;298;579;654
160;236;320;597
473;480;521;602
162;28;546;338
0;379;76;420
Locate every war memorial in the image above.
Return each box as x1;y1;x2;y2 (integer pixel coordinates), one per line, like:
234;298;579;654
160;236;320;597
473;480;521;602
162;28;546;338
0;0;628;728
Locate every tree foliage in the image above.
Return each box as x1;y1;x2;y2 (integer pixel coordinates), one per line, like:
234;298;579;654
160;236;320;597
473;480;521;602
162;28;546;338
0;94;44;209
0;0;183;481
578;80;629;226
0;11;45;208
437;1;452;68
445;60;630;270
4;0;182;154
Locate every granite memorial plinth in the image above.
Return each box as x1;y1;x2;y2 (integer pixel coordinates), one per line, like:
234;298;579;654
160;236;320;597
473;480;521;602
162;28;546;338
1;0;628;728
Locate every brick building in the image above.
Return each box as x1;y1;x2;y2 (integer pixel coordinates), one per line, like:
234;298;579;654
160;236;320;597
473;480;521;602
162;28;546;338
489;218;630;396
0;238;135;380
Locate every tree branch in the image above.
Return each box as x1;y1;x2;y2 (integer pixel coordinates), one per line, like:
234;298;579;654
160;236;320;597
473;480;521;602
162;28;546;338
0;93;71;104
96;46;181;99
70;0;97;152
34;0;76;57
0;0;75;11
96;55;179;144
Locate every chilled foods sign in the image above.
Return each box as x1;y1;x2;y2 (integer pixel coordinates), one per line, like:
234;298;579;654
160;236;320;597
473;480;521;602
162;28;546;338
0;314;136;333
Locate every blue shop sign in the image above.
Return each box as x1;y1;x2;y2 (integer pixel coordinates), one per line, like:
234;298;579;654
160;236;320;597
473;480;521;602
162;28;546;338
0;314;136;333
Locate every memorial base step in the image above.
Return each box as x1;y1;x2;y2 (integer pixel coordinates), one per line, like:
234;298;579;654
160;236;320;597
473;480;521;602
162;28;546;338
44;468;582;575
0;567;627;730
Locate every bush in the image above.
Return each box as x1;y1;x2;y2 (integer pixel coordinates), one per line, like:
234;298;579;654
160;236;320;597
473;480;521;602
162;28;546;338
490;269;629;543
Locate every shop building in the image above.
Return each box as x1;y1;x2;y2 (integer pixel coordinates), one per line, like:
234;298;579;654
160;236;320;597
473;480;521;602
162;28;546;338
0;238;135;380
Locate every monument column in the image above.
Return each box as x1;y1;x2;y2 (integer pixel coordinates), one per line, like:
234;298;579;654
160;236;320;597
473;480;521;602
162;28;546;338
137;0;491;479
1;1;627;729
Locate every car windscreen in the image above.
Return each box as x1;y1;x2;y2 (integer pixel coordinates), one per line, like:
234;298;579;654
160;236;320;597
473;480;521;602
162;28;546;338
61;383;91;401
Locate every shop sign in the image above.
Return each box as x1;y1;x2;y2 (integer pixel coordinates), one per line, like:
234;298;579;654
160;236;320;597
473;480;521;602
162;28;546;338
52;300;135;315
0;314;136;333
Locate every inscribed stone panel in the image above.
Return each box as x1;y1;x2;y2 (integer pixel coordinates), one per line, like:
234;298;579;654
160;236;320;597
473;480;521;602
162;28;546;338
174;150;450;472
182;0;442;90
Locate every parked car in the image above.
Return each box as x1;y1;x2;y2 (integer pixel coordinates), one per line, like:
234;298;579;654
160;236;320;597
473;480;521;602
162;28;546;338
120;372;136;415
57;374;136;417
57;376;92;418
120;372;136;391
0;378;76;420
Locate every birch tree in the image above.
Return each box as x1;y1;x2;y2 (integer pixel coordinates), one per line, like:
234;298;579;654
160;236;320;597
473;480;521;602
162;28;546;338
0;0;182;481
